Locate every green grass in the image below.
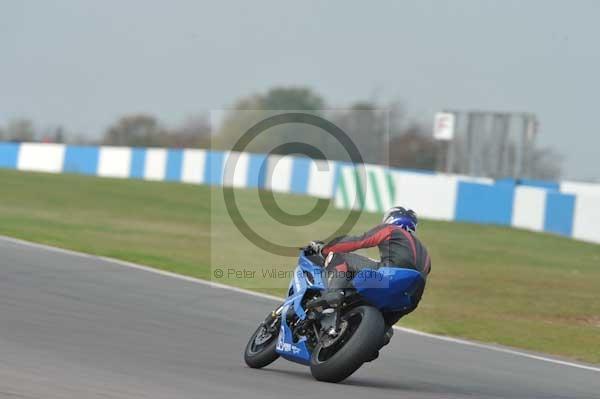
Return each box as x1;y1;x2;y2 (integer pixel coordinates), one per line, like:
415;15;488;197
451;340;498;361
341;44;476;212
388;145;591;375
1;169;599;363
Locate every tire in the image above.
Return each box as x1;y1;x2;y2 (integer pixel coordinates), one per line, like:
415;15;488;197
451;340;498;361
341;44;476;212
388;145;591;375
310;305;385;383
244;322;280;369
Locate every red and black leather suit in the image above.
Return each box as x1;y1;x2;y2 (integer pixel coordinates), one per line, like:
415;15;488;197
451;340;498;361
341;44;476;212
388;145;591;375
321;223;431;323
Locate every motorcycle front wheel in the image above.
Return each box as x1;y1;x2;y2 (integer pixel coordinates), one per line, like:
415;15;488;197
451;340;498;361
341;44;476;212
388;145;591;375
244;319;280;369
310;305;384;383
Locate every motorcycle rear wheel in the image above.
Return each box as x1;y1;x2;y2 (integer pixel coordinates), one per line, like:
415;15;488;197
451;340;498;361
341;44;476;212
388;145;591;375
310;305;384;382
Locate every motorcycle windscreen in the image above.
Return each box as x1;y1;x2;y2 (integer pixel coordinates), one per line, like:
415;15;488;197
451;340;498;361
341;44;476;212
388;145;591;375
351;267;425;312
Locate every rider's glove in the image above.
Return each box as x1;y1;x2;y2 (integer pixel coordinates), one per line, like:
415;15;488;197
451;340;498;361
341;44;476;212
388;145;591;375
308;240;325;256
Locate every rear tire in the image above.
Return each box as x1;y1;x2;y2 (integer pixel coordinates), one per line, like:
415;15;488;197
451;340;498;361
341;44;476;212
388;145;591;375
310;305;384;383
244;322;280;369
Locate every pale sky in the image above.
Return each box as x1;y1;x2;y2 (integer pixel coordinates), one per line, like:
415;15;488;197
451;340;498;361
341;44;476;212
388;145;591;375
1;0;598;180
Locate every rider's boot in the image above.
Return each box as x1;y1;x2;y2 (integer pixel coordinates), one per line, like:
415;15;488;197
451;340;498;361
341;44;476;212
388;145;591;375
382;325;394;346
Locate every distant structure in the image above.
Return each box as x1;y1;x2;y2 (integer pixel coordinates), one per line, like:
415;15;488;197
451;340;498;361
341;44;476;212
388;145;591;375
434;110;539;179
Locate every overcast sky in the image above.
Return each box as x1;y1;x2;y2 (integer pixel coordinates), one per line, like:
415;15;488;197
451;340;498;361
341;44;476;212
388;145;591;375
1;1;598;180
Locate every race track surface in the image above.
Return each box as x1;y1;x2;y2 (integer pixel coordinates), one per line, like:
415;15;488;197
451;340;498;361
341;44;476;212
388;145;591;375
0;237;598;399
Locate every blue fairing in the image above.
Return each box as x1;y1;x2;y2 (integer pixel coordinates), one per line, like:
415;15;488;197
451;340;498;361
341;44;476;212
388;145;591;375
352;267;425;312
274;252;425;365
275;254;326;364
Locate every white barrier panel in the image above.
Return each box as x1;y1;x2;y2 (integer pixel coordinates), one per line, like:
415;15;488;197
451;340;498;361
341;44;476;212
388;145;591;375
572;194;600;243
453;174;494;185
181;149;206;184
391;172;459;221
265;154;293;193
362;165;392;213
334;165;390;212
307;159;335;199
144;148;167;181
98;146;131;178
17;143;65;173
334;166;362;210
361;167;378;213
512;186;546;231
223;151;250;188
562;181;600;198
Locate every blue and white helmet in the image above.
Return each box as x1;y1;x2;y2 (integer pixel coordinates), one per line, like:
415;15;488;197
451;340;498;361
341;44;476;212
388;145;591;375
382;206;418;233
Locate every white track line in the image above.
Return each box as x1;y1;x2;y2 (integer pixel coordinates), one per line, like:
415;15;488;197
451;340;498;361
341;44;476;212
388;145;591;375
1;234;599;374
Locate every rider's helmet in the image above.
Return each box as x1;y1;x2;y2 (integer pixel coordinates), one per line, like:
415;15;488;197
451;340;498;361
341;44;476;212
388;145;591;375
382;206;418;233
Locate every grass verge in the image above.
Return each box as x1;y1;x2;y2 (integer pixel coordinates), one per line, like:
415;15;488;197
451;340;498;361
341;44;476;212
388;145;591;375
0;169;599;363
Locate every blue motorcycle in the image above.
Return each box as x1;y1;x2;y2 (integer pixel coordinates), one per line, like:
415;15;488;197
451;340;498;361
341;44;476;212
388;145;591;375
244;246;425;382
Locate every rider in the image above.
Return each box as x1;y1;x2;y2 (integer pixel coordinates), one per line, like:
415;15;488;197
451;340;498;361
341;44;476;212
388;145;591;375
309;206;431;345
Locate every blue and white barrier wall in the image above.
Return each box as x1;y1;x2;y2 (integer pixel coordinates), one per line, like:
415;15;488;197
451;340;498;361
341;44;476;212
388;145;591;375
333;163;600;245
0;142;598;245
0;142;338;199
333;164;492;220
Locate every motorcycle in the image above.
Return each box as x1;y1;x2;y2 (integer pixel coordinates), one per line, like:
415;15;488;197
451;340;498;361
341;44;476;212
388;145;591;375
243;245;425;382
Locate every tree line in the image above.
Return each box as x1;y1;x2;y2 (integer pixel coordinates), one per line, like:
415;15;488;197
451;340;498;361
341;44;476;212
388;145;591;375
0;86;560;179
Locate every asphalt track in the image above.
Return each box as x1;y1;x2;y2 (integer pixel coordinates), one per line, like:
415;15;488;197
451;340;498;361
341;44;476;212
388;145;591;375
0;237;598;399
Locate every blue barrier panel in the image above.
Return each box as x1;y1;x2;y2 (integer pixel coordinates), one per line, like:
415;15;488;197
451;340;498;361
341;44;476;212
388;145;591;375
62;146;99;175
290;157;311;194
544;192;575;236
129;148;146;179
498;177;559;191
246;153;267;188
0;142;19;168
204;151;225;185
165;149;183;181
518;178;559;191
455;182;515;225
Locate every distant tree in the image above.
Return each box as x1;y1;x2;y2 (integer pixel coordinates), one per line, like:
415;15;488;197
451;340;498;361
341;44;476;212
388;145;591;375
387;125;436;170
6;118;35;142
103;114;166;147
261;87;325;110
215;86;327;154
331;102;387;163
164;114;211;148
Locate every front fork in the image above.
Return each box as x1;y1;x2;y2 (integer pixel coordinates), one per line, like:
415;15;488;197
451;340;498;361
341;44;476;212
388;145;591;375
260;304;283;334
269;304;284;320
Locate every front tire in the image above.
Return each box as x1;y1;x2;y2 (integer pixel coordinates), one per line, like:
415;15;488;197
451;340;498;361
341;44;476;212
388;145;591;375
244;322;280;369
310;305;385;383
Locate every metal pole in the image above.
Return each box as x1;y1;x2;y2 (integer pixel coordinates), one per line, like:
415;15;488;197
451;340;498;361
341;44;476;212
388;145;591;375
494;113;510;178
524;114;538;178
519;115;528;179
435;140;442;171
466;112;476;176
445;112;457;173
